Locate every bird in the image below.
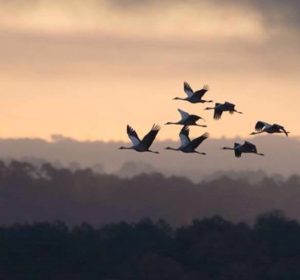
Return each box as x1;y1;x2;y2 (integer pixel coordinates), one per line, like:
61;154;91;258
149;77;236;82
165;109;207;127
221;141;264;158
204;102;243;120
165;126;209;155
119;124;161;154
173;82;212;104
250;121;290;137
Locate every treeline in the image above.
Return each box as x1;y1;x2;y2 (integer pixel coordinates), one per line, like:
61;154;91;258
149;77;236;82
0;161;300;226
1;212;300;279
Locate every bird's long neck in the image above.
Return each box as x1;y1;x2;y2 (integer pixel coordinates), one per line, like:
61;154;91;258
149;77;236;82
119;146;133;150
205;107;215;110
196;124;207;128
166;147;179;151
204;100;213;103
173;97;187;101
165;121;179;125
222;147;234;150
250;131;262;135
255;152;265;156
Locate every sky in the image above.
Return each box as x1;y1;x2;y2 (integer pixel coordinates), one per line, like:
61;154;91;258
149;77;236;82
0;0;299;142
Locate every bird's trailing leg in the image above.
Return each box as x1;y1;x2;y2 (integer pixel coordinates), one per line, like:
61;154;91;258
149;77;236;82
196;151;206;155
149;150;159;154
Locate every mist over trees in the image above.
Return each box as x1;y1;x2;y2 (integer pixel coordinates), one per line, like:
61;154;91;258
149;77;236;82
0;135;299;182
0;160;300;226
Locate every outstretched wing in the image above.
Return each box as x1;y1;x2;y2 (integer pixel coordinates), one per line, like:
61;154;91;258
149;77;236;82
255;121;270;132
214;104;223;120
189;132;210;149
274;124;289;136
235;150;242;158
224;102;235;113
140;124;161;149
224;101;235;108
179;126;190;147
187;114;201;123
244;141;257;153
177;108;190;121
184;82;194;97
127;125;141;146
193;84;209;99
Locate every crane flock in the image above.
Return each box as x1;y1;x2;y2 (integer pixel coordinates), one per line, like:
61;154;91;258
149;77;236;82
120;82;290;157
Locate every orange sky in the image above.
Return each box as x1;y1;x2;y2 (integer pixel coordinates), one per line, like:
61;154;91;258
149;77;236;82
0;0;299;141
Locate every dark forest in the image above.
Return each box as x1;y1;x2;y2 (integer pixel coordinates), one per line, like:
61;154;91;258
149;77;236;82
2;211;300;279
1;161;300;279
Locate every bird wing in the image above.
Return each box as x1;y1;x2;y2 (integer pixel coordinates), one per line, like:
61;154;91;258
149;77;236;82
140;124;161;149
177;108;190;121
187;115;201;123
127;125;141;146
255;121;271;132
188;132;209;149
224;101;235;108
234;142;242;157
224;102;235;113
179;126;190;147
273;124;289;136
193;85;209;99
214;104;223;120
244;141;257;153
281;127;289;137
184;82;194;97
234;143;241;148
235;150;242;158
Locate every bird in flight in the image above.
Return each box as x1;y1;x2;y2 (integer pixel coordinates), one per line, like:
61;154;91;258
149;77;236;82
221;141;264;158
250;121;290;137
119;124;161;154
165;109;207;127
165;126;209;155
173;82;212;104
204;102;243;120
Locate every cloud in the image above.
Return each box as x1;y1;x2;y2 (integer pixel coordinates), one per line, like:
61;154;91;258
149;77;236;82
0;0;298;52
0;0;294;40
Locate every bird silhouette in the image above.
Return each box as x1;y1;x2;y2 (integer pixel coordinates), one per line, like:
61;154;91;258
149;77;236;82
165;126;209;155
165;109;207;127
250;121;290;137
119;124;161;154
204;102;242;120
173;82;212;103
221;141;264;158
